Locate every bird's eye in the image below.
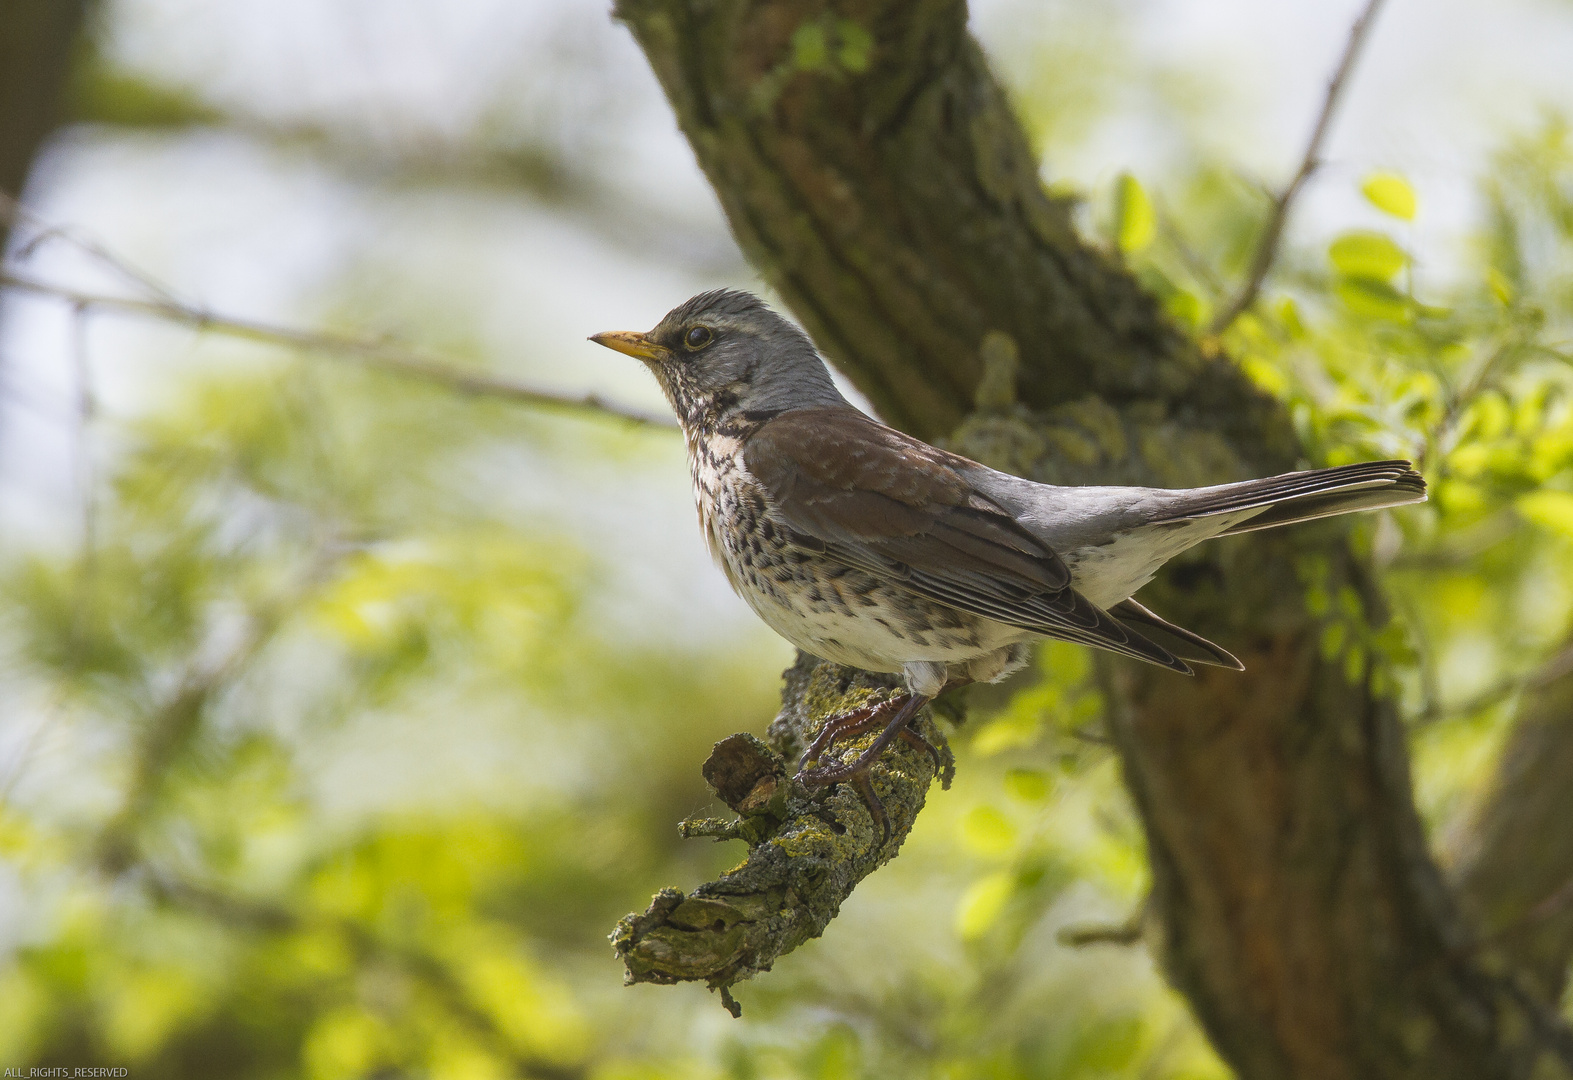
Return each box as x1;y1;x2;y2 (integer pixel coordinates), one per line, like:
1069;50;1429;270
684;325;713;350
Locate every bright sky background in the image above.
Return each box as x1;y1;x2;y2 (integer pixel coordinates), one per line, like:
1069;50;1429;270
3;0;1572;644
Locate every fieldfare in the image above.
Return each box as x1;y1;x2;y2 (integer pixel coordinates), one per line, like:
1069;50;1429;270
593;290;1425;834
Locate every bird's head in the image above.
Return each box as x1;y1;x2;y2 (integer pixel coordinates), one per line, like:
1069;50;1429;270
591;289;845;433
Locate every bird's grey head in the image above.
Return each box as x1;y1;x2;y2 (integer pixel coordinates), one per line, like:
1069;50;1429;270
591;289;846;432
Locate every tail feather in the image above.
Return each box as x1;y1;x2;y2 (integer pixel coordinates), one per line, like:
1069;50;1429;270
1153;460;1426;535
1108;599;1244;670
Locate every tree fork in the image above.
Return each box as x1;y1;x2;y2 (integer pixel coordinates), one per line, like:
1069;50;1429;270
614;0;1573;1075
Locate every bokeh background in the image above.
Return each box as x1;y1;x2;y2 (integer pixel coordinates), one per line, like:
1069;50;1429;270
3;0;1573;1076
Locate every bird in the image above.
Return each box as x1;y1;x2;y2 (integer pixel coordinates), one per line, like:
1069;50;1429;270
591;289;1426;833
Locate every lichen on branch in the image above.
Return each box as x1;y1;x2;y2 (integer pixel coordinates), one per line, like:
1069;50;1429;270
610;653;956;1015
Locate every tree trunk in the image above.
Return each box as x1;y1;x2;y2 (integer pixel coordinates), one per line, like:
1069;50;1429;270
614;1;1573;1075
0;0;92;254
1453;646;1573;1008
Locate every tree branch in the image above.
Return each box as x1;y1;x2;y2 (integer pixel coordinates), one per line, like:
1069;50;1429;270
1207;0;1388;336
611;653;952;1014
0;269;677;429
1058;896;1148;948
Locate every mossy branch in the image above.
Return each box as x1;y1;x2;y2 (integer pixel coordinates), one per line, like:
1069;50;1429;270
610;653;955;1015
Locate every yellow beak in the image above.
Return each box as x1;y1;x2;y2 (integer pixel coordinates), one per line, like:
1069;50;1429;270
590;330;668;363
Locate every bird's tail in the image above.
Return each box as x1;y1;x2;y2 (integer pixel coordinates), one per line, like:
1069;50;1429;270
1151;459;1426;535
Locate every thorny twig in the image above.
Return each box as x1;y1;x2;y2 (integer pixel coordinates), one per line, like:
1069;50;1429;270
1208;0;1388;336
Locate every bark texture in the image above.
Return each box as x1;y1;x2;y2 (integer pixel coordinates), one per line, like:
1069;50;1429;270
614;0;1573;1075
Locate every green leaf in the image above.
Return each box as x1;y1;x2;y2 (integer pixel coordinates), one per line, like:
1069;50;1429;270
1003;768;1050;802
792;23;829;71
1114;173;1155;253
1320;622;1347;661
955;871;1014;941
971;709;1043;755
961;805;1017;855
1516;490;1573;537
803;1024;861;1080
1277;296;1307;339
1328;231;1408;281
1361;172;1417;220
1335;277;1412;321
1164;289;1203;328
836;20;873;74
1344;644;1367;685
1487;266;1516;306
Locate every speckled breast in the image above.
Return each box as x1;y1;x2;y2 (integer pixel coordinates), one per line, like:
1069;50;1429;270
686;433;1028;674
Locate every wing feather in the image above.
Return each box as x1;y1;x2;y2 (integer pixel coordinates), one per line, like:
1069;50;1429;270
747;409;1191;674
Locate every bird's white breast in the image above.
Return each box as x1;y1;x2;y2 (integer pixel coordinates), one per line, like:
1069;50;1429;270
688;430;743;574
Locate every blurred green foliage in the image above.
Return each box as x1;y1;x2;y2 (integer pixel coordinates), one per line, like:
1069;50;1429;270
6;11;1573;1080
1114;119;1573;832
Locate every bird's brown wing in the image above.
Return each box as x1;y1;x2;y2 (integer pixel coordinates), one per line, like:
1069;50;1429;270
743;408;1192;673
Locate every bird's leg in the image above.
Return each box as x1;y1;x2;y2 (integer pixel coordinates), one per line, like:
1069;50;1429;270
839;732;943;847
896;727;946;777
846;772;889;846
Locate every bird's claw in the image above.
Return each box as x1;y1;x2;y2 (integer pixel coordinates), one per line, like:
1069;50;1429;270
795;695;904;774
793;692;940;847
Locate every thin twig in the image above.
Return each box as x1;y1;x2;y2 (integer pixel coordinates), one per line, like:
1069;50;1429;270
0;270;677;429
1477;873;1573;952
1410;638;1573;728
1421;332;1531;476
1498;972;1573;1075
1208;0;1388;336
1;194;674;429
1155;204;1226;300
1;191;185;306
68;303;101;657
1058;893;1149;948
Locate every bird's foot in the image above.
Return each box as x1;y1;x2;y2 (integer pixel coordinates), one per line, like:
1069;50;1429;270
795;693;943;779
794;693;937;846
796;695;900;772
